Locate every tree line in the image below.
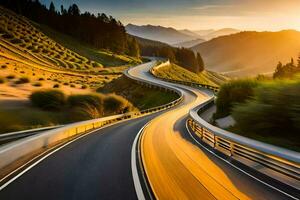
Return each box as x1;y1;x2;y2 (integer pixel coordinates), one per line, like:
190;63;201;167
0;0;140;57
273;55;300;79
1;0;205;72
138;43;204;73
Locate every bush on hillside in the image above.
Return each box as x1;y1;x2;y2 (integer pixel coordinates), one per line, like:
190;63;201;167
30;89;66;110
67;93;105;120
15;76;30;84
103;93;134;115
0;77;5;84
232;80;300;147
68;93;104;112
32;82;42;87
215;79;259;118
6;74;15;79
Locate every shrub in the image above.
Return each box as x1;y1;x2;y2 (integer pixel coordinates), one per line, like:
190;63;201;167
32;82;42;87
38;77;44;81
1;65;7;69
103;94;134;115
81;85;88;89
232;80;300;146
70;84;76;88
63;82;69;86
215;79;259;118
2;33;13;39
69;104;101;121
68;93;104;112
0;77;5;84
30;89;66;110
6;74;15;79
10;38;22;44
53;84;60;88
15;76;30;84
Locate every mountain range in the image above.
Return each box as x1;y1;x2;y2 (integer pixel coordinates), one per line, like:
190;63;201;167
192;30;300;77
125;24;240;47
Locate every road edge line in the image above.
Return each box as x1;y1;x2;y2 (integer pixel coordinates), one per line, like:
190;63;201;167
185;120;299;200
131;122;154;200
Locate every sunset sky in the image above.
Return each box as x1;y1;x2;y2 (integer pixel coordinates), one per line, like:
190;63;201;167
41;0;300;31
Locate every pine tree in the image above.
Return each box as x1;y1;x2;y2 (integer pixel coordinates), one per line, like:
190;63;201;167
49;2;55;13
197;53;204;72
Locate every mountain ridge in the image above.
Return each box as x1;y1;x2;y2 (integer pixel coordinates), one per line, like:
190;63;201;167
125;24;199;45
191;30;300;77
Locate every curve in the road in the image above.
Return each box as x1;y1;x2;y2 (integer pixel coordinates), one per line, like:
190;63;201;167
128;61;297;200
0;60;298;200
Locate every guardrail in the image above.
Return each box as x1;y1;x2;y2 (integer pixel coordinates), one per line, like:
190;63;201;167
150;60;300;188
188;101;300;182
0;125;63;146
0;61;183;171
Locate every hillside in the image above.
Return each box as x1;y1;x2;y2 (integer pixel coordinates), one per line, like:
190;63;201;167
152;63;230;87
201;28;240;40
192;30;300;77
126;24;199;45
0;6;179;132
173;39;205;48
178;29;201;38
0;6;129;100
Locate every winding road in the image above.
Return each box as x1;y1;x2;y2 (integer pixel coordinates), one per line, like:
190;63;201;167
0;61;298;199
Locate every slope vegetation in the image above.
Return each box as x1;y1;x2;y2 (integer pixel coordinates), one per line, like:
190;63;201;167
152;63;229;87
192;30;300;77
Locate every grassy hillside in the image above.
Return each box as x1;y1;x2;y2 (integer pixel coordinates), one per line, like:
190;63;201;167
192;30;300;77
37;24;141;67
0;6;103;72
0;6;141;100
0;6;180;133
97;76;178;110
152;63;230;87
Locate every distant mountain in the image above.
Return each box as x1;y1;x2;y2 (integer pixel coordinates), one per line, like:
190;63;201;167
178;29;201;38
173;39;205;48
126;24;199;45
191;30;300;77
133;35;169;48
201;28;240;40
194;29;215;36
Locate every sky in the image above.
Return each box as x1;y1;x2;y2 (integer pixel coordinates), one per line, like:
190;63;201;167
40;0;300;31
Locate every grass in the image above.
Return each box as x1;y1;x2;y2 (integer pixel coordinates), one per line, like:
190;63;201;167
37;24;142;67
0;108;64;134
0;6;140;74
0;89;139;134
153;63;230;87
98;75;178;110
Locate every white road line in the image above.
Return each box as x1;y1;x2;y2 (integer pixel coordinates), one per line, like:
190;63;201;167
0;119;133;191
131;123;149;200
185;122;299;200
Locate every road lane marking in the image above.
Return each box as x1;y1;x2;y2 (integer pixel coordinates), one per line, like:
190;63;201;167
131;123;149;200
185;121;299;200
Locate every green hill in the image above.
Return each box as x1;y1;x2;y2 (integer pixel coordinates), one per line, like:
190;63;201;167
152;63;230;87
